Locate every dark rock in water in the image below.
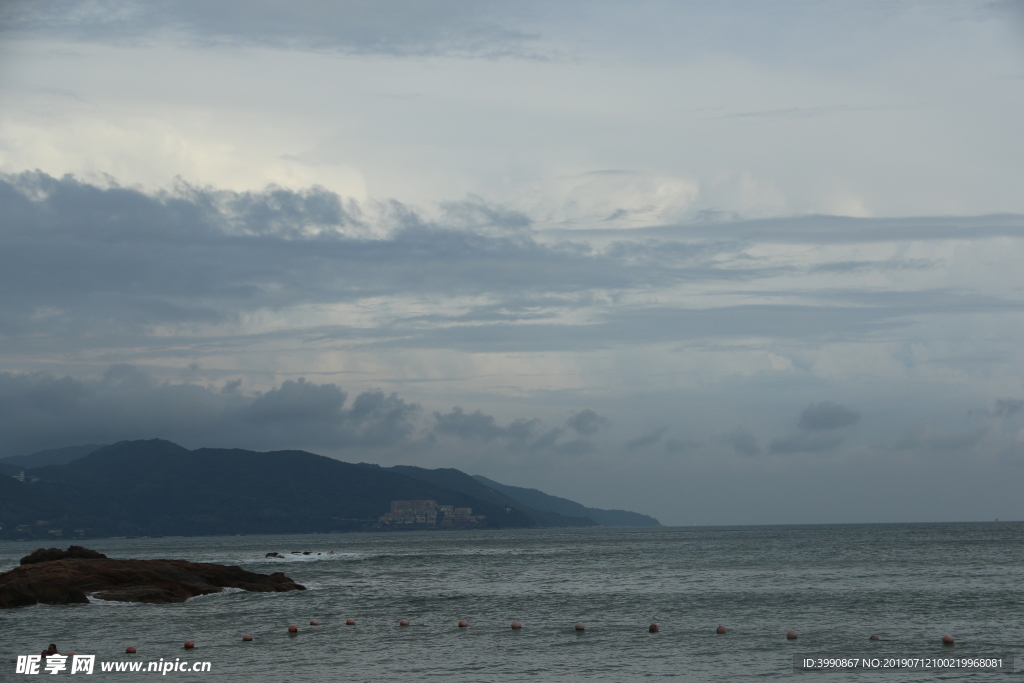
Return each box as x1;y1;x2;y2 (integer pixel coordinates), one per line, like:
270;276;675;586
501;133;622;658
20;546;108;565
1;580;90;606
0;546;305;608
266;552;284;558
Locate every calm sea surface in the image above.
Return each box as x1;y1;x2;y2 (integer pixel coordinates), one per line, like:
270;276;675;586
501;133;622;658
2;523;1022;681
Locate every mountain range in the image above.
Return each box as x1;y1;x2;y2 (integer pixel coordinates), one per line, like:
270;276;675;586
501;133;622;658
0;440;659;540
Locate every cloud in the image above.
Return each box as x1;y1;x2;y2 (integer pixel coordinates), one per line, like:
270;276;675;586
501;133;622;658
438;196;533;233
527;427;564;453
101;363;154;391
763;400;860;454
665;438;701;455
1;364;610;464
433;407;531;442
625;427;667;450
566;408;609;435
895;426;987;453
0;0;545;58
431;406;603;457
992;398;1024;417
244;378;347;424
554;438;596;456
797;401;861;431
769;431;845;455
0;171;716;354
0;366;420;457
724;428;759;456
609;214;1024;245
4;172;1024;362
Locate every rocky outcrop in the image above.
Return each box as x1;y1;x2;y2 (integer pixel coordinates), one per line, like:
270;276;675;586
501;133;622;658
1;547;305;608
20;546;108;565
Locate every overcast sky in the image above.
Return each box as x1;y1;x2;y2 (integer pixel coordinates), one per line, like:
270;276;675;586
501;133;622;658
1;0;1023;525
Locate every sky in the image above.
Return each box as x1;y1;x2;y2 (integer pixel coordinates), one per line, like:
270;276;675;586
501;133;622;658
1;0;1023;526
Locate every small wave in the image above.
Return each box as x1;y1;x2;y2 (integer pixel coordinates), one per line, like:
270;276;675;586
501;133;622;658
295;582;326;590
86;595;137;607
186;587;246;601
260;552;368;563
85;586;248;606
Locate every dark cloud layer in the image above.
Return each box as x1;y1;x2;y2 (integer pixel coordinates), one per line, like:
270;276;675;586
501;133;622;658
3;173;1022;360
0;172;696;353
0;366;419;457
567;408;609;435
432;406;592;455
765;401;860;454
0;0;542;58
433;407;538;443
0;364;614;465
798;401;861;431
992;398;1024;417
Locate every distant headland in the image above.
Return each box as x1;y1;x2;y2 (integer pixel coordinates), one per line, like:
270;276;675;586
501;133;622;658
0;439;659;540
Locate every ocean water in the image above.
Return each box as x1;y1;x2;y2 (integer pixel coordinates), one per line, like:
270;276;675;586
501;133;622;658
1;523;1022;681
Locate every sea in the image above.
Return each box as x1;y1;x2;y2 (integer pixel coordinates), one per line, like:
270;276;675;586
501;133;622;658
2;523;1022;681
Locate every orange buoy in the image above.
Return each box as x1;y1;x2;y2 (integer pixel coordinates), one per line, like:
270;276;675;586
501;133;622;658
309;619;319;626
399;619;410;626
716;625;727;634
288;625;298;634
458;620;469;627
183;641;194;649
346;619;356;626
868;634;879;641
125;647;136;654
786;630;798;640
511;620;523;629
574;622;585;631
242;635;253;642
649;624;659;633
942;634;954;645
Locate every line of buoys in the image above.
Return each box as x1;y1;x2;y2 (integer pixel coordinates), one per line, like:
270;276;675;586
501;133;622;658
228;620;963;646
122;625;970;655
